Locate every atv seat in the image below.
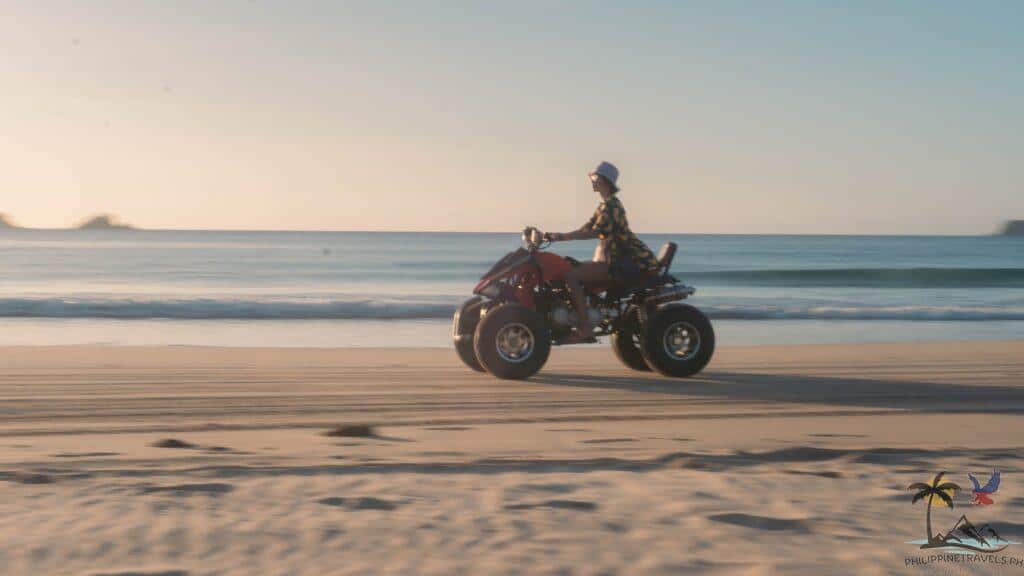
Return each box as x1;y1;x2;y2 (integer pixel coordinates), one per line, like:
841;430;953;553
603;242;679;300
656;242;677;275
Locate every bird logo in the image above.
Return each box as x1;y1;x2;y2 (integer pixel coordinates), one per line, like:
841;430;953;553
967;470;1000;506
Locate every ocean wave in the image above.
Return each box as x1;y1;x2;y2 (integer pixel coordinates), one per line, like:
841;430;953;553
686;268;1024;288
702;305;1024;321
0;297;1022;322
0;297;460;320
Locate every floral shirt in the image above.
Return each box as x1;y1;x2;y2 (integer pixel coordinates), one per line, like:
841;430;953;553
584;196;659;272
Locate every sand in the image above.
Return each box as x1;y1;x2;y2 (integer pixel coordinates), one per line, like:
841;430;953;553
1;342;1022;575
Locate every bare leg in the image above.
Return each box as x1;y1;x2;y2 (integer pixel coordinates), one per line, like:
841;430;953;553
564;261;609;342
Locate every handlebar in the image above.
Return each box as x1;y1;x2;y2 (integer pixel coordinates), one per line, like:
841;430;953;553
521;226;551;251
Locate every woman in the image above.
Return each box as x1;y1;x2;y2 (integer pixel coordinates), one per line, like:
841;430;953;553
545;162;660;343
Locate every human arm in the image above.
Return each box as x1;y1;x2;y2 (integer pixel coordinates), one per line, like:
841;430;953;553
546;204;611;242
547;226;600;242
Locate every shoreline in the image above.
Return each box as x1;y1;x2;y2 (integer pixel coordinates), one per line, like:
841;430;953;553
1;318;1021;349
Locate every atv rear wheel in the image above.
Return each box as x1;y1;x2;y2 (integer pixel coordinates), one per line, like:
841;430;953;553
641;304;715;378
611;306;651;371
473;304;551;380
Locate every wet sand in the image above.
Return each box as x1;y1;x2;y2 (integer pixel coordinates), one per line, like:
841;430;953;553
1;342;1022;575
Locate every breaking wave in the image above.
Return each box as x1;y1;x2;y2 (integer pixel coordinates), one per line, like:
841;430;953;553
687;268;1024;288
701;304;1024;321
0;297;459;320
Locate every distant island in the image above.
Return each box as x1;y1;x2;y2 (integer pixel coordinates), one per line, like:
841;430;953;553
998;220;1024;236
77;214;134;230
0;212;136;230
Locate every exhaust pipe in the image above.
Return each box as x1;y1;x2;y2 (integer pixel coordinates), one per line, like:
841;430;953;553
645;284;695;305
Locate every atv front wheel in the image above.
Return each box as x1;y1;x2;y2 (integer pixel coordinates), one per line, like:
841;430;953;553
455;337;484;372
473;304;551;380
452;298;485;372
641;304;715;378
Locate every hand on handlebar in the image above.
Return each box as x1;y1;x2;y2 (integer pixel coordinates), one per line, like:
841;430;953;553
544;232;562;242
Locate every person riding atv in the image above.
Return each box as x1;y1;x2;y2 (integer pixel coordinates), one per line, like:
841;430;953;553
452;162;714;380
544;162;660;343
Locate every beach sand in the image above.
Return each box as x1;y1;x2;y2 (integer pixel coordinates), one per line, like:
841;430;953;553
1;342;1022;575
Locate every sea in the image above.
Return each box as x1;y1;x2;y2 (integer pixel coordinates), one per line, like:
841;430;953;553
1;229;1021;348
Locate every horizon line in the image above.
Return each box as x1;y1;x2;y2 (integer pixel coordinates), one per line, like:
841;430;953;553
0;225;1001;237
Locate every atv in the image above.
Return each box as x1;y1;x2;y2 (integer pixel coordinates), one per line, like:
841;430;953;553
452;227;714;379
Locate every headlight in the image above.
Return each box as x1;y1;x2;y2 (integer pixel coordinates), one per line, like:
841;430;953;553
479;284;500;298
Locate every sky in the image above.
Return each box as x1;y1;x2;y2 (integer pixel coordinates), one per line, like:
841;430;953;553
1;1;1021;234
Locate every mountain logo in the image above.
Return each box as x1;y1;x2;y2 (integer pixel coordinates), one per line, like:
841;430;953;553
968;470;1000;506
907;471;1017;554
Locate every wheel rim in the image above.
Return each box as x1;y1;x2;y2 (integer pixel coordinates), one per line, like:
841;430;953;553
662;321;700;361
495;323;535;363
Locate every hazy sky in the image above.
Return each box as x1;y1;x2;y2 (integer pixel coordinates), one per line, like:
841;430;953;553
2;1;1021;233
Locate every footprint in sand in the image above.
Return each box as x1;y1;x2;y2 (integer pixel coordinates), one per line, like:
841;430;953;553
581;438;636;444
318;496;400;511
150;438;198;449
86;565;190;569
505;499;598;512
150;438;240;453
323;424;375;437
141;483;235;496
707;513;811;533
603;521;628;533
784;469;843;479
2;471;54;484
512;483;578;494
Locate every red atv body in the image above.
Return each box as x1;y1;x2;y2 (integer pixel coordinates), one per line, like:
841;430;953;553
453;227;715;379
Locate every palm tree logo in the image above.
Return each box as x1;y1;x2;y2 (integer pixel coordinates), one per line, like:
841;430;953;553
908;471;960;546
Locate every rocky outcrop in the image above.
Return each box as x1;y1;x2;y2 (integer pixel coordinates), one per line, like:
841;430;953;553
77;214;134;230
998;220;1024;236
